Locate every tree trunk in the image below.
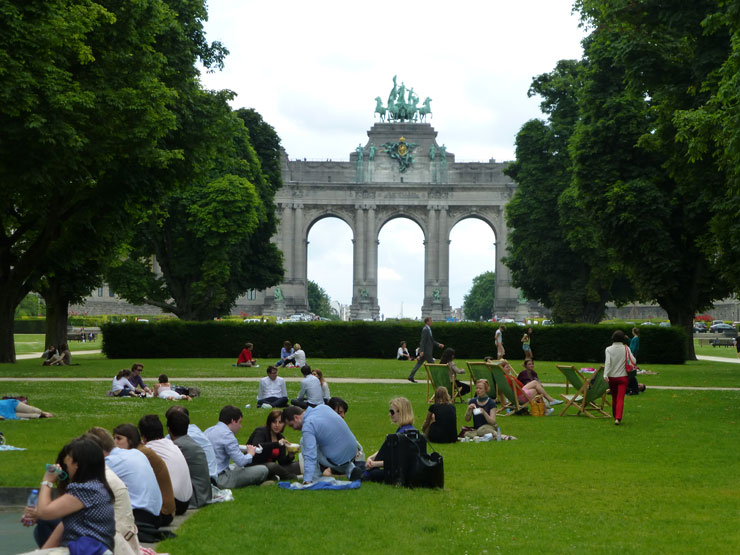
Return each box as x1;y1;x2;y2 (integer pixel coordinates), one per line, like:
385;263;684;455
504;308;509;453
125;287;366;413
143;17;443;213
0;295;17;363
42;280;70;348
661;300;695;361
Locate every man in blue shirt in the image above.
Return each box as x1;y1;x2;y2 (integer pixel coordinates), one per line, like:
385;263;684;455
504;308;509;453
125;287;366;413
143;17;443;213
204;405;269;488
290;365;324;409
282;405;363;484
105;434;163;526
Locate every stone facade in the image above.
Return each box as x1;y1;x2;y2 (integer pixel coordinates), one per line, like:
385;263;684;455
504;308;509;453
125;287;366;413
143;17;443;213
247;122;531;320
73;122;542;320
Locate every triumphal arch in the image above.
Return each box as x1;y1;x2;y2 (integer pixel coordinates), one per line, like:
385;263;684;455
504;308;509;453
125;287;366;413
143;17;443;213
248;80;525;320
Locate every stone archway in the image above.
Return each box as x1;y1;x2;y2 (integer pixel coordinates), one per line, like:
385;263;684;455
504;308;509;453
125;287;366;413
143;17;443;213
255;122;526;320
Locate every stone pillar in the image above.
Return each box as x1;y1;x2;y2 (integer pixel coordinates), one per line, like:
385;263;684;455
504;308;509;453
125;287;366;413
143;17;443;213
492;210;521;319
351;204;380;319
264;203;309;317
421;206;449;321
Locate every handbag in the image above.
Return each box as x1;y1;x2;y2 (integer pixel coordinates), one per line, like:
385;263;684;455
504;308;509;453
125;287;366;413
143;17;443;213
624;346;637;373
530;396;546;416
380;429;444;489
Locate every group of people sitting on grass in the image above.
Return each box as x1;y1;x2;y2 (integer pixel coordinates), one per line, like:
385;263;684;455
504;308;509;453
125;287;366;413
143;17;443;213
40;344;72;366
108;363;193;400
255;363;331;409
234;340;307;370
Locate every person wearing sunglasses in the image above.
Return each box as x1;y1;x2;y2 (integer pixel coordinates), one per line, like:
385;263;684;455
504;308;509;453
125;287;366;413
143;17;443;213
364;397;416;480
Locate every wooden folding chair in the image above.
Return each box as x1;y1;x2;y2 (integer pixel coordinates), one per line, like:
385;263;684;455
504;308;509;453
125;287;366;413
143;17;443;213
489;363;534;415
465;361;498;397
424;363;463;404
556;365;610;418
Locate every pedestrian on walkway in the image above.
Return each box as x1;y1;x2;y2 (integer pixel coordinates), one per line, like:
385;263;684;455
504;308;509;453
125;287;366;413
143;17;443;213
407;317;444;383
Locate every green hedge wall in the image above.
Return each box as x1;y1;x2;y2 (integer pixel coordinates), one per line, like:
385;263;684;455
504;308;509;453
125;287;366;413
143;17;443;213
101;321;686;363
14;318;46;334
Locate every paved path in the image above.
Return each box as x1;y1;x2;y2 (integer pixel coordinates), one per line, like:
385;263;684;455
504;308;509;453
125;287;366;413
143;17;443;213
5;351;738;391
0;376;738;391
695;354;740;363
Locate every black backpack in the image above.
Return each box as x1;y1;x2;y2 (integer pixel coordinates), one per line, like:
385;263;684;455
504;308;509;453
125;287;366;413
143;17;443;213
379;429;444;489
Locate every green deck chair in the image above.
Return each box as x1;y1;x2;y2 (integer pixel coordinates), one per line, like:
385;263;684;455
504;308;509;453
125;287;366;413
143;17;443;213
424;363;463;404
465;361;497;398
556;365;610;418
489;363;532;415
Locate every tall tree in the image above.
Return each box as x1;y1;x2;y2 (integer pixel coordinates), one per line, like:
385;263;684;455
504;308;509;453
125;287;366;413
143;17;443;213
0;0;227;362
107;104;284;320
307;280;333;319
463;272;496;321
673;1;740;292
504;60;632;323
571;0;733;358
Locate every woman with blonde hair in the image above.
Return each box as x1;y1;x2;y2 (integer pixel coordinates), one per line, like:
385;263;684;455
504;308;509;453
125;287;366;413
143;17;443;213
463;379;499;440
364;397;416;480
422;386;458;443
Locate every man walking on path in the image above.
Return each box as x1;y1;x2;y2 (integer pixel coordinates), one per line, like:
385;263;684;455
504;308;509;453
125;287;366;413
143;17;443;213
407;317;444;383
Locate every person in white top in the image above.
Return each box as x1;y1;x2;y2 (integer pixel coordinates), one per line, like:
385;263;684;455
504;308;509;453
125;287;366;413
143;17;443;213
257;366;289;408
495;325;505;359
111;369;139;397
293;343;307;367
604;330;636;426
138;414;193;514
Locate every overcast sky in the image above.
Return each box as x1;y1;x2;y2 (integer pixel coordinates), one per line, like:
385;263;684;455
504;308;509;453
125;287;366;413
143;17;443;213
200;0;587;318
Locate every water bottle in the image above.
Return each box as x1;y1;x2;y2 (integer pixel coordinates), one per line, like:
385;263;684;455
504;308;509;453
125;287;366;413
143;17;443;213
495;425;502;441
21;489;38;526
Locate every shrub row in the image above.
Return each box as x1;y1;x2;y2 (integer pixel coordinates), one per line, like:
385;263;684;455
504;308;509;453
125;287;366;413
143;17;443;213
101;321;686;363
14;318;46;334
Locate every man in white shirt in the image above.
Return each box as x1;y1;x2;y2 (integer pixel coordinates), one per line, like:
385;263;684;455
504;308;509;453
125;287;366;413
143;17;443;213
257;365;289;408
139;414;193;515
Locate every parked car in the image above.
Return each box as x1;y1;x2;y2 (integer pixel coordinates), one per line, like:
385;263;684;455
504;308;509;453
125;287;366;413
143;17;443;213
659;322;671;327
541;320;553;326
693;322;707;332
709;323;737;334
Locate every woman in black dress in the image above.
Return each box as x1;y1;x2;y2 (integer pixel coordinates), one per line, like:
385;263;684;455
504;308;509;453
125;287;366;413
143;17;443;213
422;386;458;443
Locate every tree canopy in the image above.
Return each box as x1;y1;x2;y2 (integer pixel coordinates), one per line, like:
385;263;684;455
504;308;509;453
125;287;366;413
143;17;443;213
505;0;738;358
463;272;495;321
0;0;228;361
307;280;334;319
106;103;284;320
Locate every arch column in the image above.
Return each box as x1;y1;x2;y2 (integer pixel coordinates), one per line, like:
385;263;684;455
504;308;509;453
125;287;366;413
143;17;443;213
492;209;521;319
350;204;380;320
421;205;451;320
264;203;309;317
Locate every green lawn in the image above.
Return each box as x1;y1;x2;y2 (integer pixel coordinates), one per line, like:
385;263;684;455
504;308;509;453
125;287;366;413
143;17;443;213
14;333;103;355
1;353;738;554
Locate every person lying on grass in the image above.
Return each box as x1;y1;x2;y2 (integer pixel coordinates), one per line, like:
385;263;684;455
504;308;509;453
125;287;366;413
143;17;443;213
154;374;192;401
0;398;52;420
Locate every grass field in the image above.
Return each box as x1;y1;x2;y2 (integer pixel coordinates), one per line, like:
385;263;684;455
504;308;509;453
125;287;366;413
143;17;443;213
1;349;738;554
14;334;103;355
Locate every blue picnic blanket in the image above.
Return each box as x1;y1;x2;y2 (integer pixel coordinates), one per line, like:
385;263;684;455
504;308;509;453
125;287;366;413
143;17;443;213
278;478;361;490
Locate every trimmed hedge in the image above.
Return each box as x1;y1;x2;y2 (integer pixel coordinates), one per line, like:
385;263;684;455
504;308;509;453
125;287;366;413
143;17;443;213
101;321;687;363
14;318;46;334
